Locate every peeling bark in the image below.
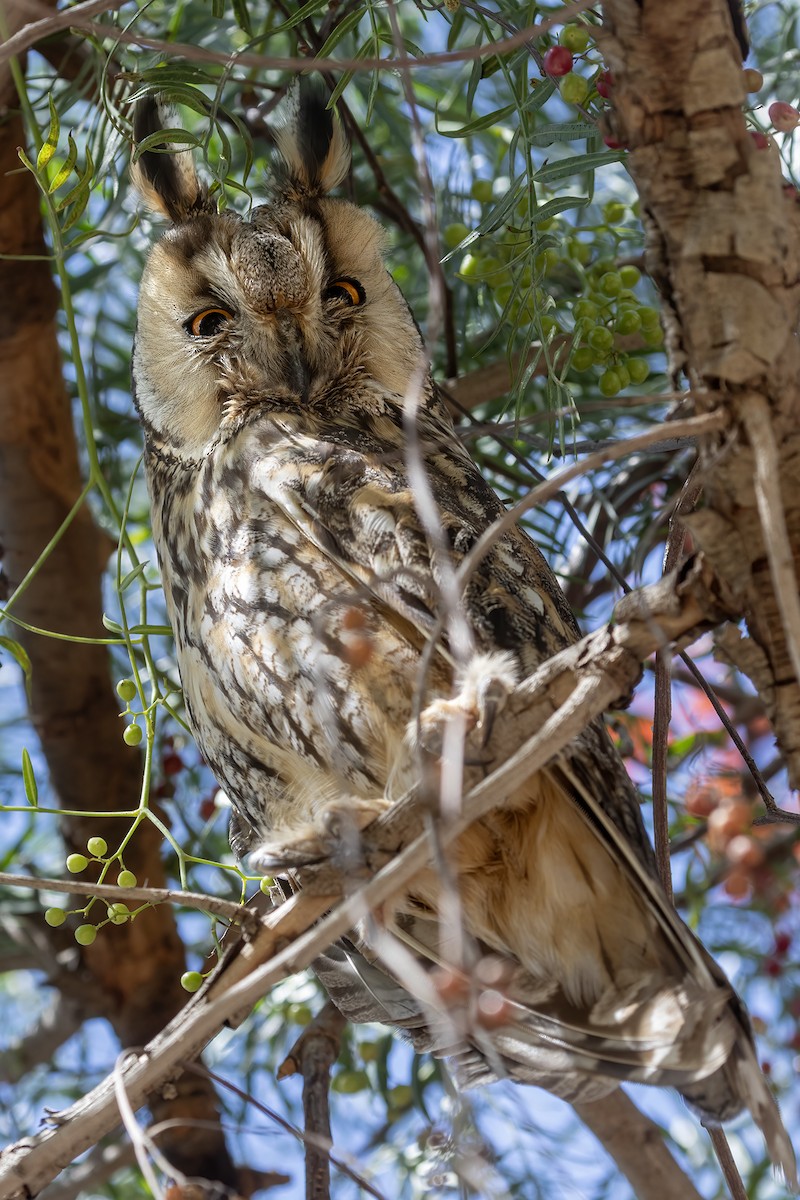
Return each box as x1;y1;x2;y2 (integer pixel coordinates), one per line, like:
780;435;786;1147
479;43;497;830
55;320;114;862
600;0;800;787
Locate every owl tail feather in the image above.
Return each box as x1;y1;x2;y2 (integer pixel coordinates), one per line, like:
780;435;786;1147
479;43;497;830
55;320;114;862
682;1048;798;1191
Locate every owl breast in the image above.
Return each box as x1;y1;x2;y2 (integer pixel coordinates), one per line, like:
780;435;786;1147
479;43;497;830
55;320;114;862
147;406;444;844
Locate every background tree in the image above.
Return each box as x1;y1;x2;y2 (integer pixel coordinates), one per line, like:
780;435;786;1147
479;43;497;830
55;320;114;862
0;1;798;1198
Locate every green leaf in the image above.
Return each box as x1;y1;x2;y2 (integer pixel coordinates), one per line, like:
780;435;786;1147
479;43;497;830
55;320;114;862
536;149;623;183
131;127;202;163
36;96;60;172
315;6;366;58
48;132;79;193
22;749;38;806
527;121;597;146
0;636;32;694
436;100;516;137
231;0;252;35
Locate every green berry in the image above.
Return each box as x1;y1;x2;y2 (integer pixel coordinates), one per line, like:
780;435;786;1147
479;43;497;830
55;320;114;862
494;282;514;308
458;253;482;280
539;315;560;337
615;363;631;389
599;369;623;397
603;201;626;225
387;1084;414;1110
627;358;650;384
180;971;204;993
573;299;599;320
559;23;591;53
117;870;138;888
75;924;97;946
568;240;591;264
643;324;664;346
259;875;273;893
619;265;641;288
587;325;614;352
123;723;143;747
287;1003;313;1026
560;73;589;106
116;679;137;703
87;836;107;858
615;308;642;335
358;1040;380;1062
107;903;130;925
572;346;594;371
471;179;494;204
638;305;660;330
333;1069;370;1094
66;853;88;874
45;908;66;927
443;222;469;249
599;271;623;297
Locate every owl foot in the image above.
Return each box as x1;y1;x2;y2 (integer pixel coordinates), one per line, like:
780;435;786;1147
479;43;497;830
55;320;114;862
249;798;390;872
417;651;518;759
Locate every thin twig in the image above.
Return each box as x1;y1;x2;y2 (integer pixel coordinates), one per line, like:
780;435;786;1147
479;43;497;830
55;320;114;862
705;1126;748;1200
0;872;250;924
0;1;593;73
280;1002;346;1200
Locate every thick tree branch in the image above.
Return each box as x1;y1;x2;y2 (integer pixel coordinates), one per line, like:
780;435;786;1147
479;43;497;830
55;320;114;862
574;1091;704;1200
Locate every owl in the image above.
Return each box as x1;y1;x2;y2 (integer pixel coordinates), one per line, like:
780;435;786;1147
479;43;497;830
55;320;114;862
131;87;795;1183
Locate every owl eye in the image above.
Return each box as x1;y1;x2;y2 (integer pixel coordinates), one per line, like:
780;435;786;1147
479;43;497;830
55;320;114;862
186;308;233;338
323;278;365;307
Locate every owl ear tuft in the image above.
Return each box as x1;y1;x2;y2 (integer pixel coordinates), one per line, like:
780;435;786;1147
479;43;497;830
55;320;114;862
131;95;209;223
274;82;350;196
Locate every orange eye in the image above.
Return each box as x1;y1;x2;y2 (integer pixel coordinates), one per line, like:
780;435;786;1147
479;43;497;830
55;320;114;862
186;308;233;337
323;278;365;306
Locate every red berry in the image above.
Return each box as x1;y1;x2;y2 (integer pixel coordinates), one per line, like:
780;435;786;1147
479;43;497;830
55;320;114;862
603;135;625;150
764;957;782;978
162;752;184;776
769;102;800;133
750;131;769;150
199;796;216;821
775;931;792;957
596;70;614;98
543;46;574;77
761;1060;772;1076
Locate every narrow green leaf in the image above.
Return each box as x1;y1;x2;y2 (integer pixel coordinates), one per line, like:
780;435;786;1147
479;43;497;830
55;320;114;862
102;614;123;633
0;636;32;691
119;562;148;593
527;121;597;146
17;147;36;173
22;749;38;806
231;0;252;34
36;96;60;172
436;101;516;137
535;149;623;183
212;0;224;15
131;127;201;163
315;6;366;58
48;132;79;193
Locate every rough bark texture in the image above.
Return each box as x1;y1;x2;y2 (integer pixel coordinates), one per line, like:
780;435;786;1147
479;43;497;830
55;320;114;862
600;0;800;787
0;25;238;1193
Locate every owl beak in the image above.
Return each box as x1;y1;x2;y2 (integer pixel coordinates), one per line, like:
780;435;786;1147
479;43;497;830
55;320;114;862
274;309;311;402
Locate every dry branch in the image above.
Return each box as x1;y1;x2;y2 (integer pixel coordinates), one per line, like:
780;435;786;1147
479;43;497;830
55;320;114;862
0;557;723;1200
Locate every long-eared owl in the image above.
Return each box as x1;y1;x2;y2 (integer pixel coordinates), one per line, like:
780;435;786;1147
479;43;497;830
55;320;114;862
130;86;795;1183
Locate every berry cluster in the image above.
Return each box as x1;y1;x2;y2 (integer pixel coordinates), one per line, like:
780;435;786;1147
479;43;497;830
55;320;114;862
45;835;139;945
448;192;659;398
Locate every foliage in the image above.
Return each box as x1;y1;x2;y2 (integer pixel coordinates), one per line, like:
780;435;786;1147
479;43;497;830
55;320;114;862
1;2;799;1198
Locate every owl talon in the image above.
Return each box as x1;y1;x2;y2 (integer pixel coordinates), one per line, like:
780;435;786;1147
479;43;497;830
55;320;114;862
417;652;519;758
250;799;390;873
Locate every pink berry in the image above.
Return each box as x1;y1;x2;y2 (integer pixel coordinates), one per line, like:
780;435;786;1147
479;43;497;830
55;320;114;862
543;46;574;77
749;131;769;150
603;135;625;150
769;101;800;133
774;931;792;956
596;70;614;98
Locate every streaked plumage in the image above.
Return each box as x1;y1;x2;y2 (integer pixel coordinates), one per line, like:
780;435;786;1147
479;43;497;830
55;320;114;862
130;87;796;1183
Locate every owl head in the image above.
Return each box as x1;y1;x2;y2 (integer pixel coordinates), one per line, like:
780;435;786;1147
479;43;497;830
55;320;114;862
131;86;426;459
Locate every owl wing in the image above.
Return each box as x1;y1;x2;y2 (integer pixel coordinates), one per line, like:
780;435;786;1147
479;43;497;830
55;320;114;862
246;393;795;1183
